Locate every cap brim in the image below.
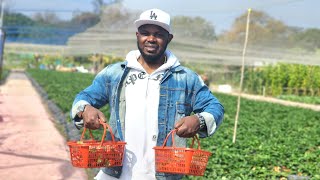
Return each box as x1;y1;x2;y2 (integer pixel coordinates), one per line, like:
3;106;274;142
134;20;171;33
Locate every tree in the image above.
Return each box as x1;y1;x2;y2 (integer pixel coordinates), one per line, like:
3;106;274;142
4;12;35;26
291;28;320;51
98;4;138;30
219;10;294;47
171;16;216;40
92;0;104;15
3;12;36;39
92;0;123;15
32;12;61;25
71;12;100;28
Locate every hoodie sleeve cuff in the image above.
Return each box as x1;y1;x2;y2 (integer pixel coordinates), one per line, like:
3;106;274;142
71;100;90;129
197;112;217;138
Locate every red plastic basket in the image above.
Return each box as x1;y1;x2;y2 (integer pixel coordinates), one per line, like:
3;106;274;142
153;129;212;176
67;120;126;168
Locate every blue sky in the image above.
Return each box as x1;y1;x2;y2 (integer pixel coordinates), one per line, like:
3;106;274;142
9;0;320;33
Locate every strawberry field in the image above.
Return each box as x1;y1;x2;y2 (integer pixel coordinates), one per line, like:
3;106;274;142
27;69;320;179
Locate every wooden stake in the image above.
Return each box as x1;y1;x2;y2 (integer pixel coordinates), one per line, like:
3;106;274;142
233;8;251;143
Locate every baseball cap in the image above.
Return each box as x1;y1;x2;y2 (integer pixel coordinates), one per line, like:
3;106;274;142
134;9;171;33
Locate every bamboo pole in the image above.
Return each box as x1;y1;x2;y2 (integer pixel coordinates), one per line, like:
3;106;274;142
233;8;251;143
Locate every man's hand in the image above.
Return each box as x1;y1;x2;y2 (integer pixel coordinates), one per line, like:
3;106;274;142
80;105;107;129
174;115;200;138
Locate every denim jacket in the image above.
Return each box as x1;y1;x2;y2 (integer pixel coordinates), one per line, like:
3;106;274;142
71;61;224;179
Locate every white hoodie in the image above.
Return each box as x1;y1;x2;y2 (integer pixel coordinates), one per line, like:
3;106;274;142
95;50;180;180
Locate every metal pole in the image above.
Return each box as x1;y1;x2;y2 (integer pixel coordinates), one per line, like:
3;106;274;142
0;0;5;80
0;0;4;28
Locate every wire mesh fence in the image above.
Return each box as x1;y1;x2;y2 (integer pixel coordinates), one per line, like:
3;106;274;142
2;3;320;101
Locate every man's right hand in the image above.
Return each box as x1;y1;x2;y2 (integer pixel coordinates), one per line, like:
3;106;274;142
81;105;107;129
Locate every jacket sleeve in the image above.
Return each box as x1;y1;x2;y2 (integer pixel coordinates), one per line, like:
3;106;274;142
70;67;110;129
193;75;224;138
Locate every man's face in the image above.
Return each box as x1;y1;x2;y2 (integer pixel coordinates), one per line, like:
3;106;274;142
136;24;173;63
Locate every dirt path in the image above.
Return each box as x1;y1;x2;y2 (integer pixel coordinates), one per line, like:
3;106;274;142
0;71;87;180
225;92;320;111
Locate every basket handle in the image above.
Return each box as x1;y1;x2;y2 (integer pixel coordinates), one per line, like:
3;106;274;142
190;135;201;150
162;129;202;150
80;119;116;146
161;129;177;148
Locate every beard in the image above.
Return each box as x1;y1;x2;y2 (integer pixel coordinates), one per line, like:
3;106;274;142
137;41;168;63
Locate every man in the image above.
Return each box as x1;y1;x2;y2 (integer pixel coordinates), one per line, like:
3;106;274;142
71;8;224;180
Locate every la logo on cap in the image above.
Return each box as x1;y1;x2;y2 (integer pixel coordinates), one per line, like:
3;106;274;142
150;10;157;20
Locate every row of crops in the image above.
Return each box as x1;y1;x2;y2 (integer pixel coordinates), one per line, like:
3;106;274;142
0;68;10;84
243;63;320;97
7;52;320;104
27;69;320;179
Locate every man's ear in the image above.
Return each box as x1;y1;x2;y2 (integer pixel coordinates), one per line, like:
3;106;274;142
168;34;173;43
136;32;139;37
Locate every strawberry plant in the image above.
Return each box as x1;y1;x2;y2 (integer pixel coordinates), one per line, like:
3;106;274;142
27;69;320;179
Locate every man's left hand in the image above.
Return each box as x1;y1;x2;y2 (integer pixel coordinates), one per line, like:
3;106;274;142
174;115;200;138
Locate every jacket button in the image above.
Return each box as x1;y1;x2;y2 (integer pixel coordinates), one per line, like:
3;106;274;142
152;135;157;141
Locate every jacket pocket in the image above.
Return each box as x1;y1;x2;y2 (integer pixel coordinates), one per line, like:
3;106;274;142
175;102;191;122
